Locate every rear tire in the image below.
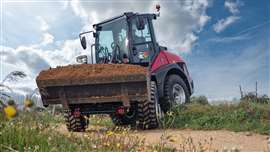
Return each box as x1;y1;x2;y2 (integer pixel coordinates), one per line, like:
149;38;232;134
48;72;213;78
137;81;163;129
64;110;87;132
161;74;190;112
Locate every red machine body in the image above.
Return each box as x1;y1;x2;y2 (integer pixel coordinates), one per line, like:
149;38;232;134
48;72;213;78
151;50;184;72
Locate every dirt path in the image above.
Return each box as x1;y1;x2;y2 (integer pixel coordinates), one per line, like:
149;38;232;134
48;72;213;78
136;129;269;152
56;124;270;152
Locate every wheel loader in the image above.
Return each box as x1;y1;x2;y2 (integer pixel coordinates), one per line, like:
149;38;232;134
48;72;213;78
36;7;194;131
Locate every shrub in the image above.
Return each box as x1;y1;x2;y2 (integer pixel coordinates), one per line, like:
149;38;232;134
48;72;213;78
7;99;15;106
190;95;209;105
256;94;270;104
241;92;270;104
164;102;270;135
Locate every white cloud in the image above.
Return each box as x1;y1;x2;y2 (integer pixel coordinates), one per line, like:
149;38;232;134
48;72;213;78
191;42;269;100
208;33;250;43
36;16;55;46
37;16;50;32
154;0;211;53
70;0;88;20
173;0;211;52
181;0;211;31
3;2;86;94
2;0;212;96
225;1;238;14
198;15;211;30
225;0;243;14
3;45;49;74
68;0;211;53
209;21;269;43
61;0;69;10
1;36;83;96
41;33;54;45
213;16;240;33
213;0;243;33
179;33;198;53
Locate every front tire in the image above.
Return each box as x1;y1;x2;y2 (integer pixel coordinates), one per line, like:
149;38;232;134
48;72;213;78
162;74;190;112
137;81;163;129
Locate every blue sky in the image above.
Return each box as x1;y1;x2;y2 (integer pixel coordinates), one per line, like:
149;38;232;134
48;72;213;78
0;0;269;101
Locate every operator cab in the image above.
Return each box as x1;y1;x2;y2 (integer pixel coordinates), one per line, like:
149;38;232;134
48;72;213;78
79;12;160;66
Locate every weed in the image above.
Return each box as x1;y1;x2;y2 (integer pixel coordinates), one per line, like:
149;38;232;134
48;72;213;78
163;102;270;135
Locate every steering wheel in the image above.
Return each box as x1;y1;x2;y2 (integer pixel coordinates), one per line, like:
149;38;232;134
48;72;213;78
104;47;112;61
110;42;121;63
111;42;116;51
96;46;107;63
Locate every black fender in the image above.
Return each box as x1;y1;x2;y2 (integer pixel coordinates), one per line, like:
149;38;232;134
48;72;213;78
151;63;194;99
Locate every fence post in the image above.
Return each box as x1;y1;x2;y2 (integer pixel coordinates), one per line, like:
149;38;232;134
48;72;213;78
255;81;258;102
239;85;243;99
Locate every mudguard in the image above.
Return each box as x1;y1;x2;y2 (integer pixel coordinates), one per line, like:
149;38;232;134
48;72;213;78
150;50;194;99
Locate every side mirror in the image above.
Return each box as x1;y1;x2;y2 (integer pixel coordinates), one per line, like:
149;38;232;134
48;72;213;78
79;31;95;49
76;55;88;64
136;16;145;30
80;36;87;50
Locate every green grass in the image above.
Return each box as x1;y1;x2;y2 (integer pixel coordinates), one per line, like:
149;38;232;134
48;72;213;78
0;111;176;152
89;114;114;127
0;101;268;151
88;101;270;135
0;112;88;152
163;101;270;134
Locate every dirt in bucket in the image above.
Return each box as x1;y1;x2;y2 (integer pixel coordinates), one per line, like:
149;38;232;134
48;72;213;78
36;64;147;86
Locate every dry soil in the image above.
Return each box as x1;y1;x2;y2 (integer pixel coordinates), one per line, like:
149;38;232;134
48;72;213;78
57;124;270;152
36;64;147;86
37;64;147;80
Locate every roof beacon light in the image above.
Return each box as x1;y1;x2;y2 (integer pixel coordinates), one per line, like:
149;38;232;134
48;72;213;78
156;4;161;17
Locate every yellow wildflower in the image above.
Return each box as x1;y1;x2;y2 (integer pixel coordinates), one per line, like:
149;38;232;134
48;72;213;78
4;105;17;120
166;135;177;143
106;130;114;136
169;137;177;143
24;99;33;108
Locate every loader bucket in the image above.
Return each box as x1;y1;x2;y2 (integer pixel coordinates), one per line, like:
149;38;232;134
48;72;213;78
36;64;148;108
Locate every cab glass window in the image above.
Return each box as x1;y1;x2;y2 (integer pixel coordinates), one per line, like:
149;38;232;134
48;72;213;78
131;18;152;44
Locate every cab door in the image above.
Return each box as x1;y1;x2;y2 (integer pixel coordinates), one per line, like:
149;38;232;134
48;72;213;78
129;16;158;64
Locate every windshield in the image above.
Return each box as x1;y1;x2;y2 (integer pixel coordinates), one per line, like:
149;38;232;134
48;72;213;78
95;16;129;63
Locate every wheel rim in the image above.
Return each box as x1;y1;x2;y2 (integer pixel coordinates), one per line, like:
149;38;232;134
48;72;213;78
172;83;186;105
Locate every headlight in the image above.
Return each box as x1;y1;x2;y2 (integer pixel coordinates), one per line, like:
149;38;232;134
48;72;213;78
76;55;88;64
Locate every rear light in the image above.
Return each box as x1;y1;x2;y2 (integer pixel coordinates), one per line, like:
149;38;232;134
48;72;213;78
116;106;125;115
73;108;81;118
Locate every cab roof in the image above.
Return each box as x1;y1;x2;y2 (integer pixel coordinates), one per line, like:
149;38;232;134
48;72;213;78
93;12;156;29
